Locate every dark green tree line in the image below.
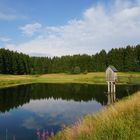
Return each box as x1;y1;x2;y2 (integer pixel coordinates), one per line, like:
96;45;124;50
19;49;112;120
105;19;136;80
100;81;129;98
0;49;30;74
0;45;140;74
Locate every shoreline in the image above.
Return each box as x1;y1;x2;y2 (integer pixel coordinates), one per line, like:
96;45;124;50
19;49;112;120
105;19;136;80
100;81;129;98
0;80;140;89
0;72;140;89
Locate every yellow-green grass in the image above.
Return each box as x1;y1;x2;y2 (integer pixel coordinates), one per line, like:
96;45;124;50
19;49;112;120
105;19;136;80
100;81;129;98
50;92;140;140
0;72;140;88
0;74;37;88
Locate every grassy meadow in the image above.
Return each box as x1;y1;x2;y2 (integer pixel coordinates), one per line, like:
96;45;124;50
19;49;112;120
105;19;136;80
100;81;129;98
0;72;140;88
50;91;140;140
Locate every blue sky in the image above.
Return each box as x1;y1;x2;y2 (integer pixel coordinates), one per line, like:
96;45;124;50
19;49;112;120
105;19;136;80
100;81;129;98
0;0;99;44
0;0;140;56
0;0;97;41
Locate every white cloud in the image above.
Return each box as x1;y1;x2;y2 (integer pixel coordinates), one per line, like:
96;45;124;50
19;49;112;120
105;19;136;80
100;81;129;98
22;117;42;130
20;23;42;36
0;36;11;42
22;98;100;116
6;0;140;56
21;98;101;128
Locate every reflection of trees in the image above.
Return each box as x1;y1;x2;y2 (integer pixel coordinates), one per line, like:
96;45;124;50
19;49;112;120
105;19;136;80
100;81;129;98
0;84;139;113
116;85;140;98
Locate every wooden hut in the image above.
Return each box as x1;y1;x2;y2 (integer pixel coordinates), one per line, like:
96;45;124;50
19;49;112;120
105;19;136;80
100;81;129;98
106;65;118;93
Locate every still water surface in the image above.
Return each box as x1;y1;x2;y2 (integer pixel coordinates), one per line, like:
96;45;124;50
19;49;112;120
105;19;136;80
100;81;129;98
0;83;139;140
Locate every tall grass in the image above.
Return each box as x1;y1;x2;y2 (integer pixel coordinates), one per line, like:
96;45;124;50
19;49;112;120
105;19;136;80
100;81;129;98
50;92;140;140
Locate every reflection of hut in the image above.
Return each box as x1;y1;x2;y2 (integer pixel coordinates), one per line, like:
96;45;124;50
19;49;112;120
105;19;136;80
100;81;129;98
106;65;118;93
107;92;116;105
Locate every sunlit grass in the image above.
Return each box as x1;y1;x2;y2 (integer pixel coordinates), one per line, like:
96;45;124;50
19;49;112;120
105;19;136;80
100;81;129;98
50;92;140;140
0;72;140;88
0;75;36;88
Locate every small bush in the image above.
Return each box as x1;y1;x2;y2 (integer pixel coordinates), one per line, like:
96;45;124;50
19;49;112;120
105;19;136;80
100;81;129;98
73;66;81;74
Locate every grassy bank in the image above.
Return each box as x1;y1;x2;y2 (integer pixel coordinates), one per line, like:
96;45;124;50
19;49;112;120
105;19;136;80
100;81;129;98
0;74;36;88
0;72;140;88
50;92;140;140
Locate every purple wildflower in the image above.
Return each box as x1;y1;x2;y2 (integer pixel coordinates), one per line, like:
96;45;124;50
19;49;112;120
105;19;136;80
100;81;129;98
37;129;41;140
41;130;46;140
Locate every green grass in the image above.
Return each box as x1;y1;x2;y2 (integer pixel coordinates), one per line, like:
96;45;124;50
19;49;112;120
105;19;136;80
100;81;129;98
50;92;140;140
0;79;35;88
0;74;37;88
0;72;140;88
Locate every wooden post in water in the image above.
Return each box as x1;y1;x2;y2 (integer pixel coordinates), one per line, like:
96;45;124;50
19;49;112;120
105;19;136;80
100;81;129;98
106;66;118;105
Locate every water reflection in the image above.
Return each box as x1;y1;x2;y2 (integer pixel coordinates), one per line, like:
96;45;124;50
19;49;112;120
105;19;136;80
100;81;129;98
0;84;107;113
107;92;116;105
0;83;139;140
0;83;139;113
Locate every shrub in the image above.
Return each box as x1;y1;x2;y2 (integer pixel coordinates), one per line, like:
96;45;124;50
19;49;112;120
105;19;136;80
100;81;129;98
73;66;81;74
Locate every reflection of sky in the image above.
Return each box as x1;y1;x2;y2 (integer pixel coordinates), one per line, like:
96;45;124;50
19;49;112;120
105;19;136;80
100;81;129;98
0;84;139;139
21;98;102;129
0;98;102;140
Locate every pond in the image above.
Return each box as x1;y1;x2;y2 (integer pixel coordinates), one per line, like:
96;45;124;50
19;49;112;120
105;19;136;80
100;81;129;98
0;83;139;140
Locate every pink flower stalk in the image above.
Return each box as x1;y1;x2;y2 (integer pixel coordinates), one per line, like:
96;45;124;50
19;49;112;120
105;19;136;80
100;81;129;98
41;130;45;140
45;130;49;139
37;129;41;140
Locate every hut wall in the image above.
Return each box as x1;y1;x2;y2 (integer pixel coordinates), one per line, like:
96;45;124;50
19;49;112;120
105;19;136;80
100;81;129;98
106;68;117;82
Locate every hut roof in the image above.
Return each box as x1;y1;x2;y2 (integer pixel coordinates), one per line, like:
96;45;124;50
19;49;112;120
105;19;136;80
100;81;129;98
107;65;118;72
